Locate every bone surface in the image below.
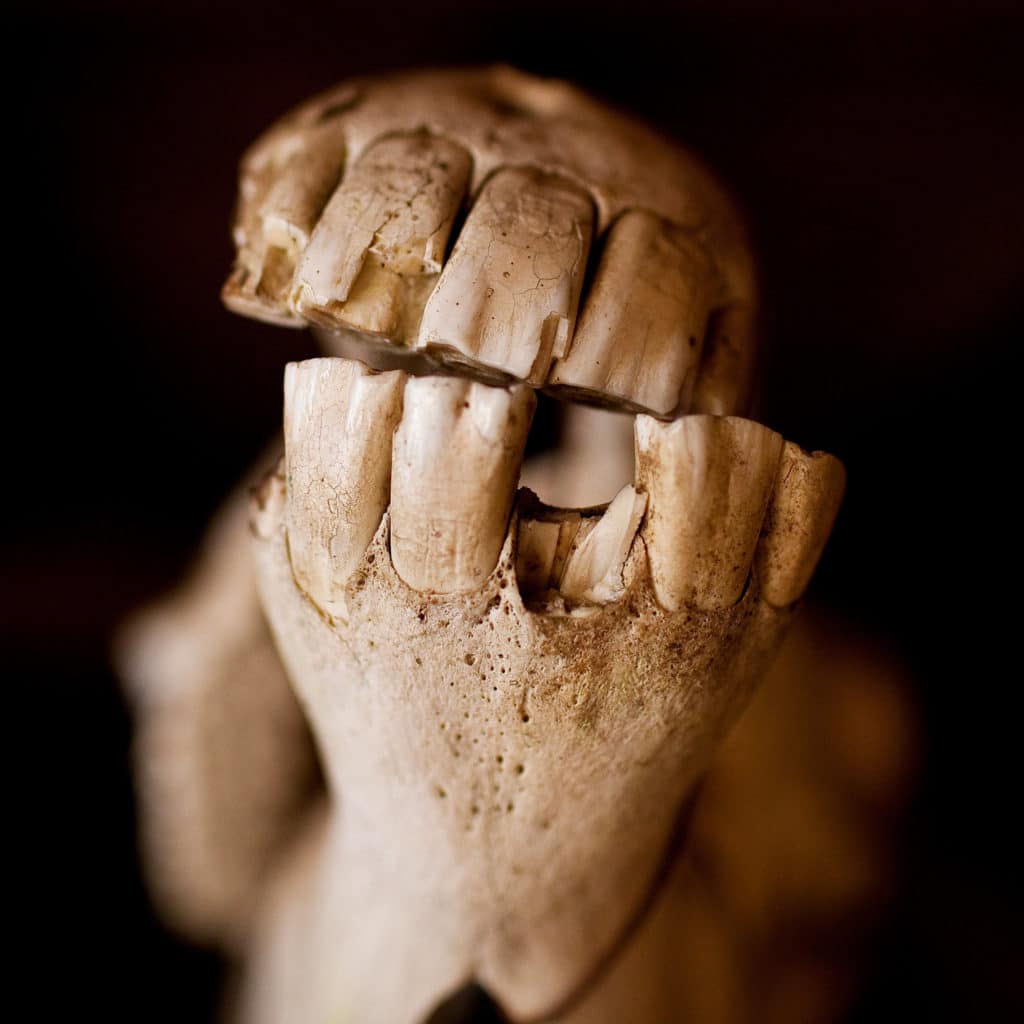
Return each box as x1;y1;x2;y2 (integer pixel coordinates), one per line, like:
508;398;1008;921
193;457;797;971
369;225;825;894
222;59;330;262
223;67;758;416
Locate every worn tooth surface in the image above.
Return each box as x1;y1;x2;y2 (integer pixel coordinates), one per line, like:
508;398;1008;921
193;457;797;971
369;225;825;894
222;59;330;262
223;120;348;325
292;132;472;340
284;359;405;617
635;415;783;611
689;305;757;416
416;167;594;384
755;442;846;607
515;505;584;599
390;378;535;593
558;485;647;604
548;211;719;416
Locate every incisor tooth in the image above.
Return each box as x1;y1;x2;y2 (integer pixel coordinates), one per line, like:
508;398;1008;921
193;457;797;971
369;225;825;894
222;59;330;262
755;442;846;607
390;378;534;594
223;120;347;324
292;132;472;340
515;504;583;599
689;306;757;416
548;211;719;416
284;359;404;617
416;167;593;384
559;485;647;604
635;415;783;611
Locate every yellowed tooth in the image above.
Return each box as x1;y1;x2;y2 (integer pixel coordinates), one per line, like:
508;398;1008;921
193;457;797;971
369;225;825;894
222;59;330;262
515;504;583;598
548;211;719;416
292;132;472;339
635;415;783;611
223;120;347;324
558;485;647;604
755;442;846;607
689;305;758;416
284;359;405;618
416;167;594;384
390;378;535;594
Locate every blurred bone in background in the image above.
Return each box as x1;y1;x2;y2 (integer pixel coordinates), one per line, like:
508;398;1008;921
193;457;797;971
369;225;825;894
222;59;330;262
5;0;1022;1020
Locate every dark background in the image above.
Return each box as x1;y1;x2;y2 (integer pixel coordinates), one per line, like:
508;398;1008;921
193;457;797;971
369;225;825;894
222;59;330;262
7;1;1022;1019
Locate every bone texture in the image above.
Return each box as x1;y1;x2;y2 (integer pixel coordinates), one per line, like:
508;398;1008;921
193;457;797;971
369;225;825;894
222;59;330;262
223;66;757;416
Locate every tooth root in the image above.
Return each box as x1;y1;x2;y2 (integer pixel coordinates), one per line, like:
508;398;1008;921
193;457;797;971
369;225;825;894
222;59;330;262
390;378;535;593
548;211;719;416
635;415;783;611
292;132;472;340
689;305;757;416
515;506;583;598
755;443;846;607
417;167;594;384
559;485;648;604
284;359;405;616
223;120;347;323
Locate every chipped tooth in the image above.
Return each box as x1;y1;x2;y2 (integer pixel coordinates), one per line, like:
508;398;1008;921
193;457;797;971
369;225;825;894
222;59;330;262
755;443;846;607
292;132;472;340
223;120;347;323
416;167;594;384
559;485;647;604
284;359;404;617
515;505;583;598
635;415;783;611
548;211;719;416
689;305;757;416
390;378;535;594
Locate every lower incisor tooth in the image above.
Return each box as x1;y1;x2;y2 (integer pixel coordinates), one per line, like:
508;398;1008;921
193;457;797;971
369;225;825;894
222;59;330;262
416;167;593;384
559;485;648;604
391;378;535;594
635;415;783;611
755;442;846;607
515;506;583;599
548;210;718;416
284;359;405;617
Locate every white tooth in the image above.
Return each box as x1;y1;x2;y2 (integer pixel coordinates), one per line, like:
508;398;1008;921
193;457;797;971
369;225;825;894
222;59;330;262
292;132;472;340
223;120;347;323
559;485;647;604
548;210;719;416
284;359;404;617
515;505;583;599
635;415;783;611
755;442;846;607
416;167;594;384
390;378;534;593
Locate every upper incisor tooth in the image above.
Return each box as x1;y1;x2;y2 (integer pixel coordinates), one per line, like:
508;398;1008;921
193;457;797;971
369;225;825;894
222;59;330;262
755;442;846;607
548;210;719;416
558;485;647;604
390;377;535;594
292;132;472;339
416;167;594;384
225;120;347;320
284;359;405;617
635;415;783;611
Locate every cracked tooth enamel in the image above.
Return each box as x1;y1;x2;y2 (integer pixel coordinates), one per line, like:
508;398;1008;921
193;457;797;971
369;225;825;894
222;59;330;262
755;442;846;607
689;306;757;416
515;505;583;598
391;378;535;593
416;167;593;384
284;359;405;617
223;120;347;324
292;132;472;340
636;415;783;611
559;485;647;604
548;211;719;416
